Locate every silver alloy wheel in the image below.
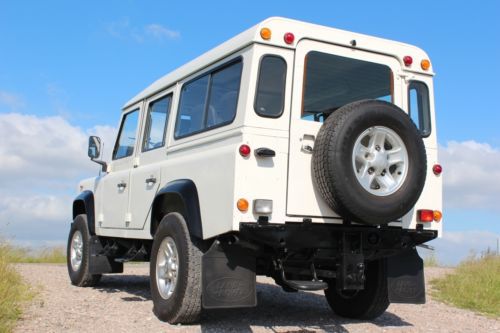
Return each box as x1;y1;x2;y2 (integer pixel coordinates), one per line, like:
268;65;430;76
156;237;179;300
352;126;409;196
70;230;83;271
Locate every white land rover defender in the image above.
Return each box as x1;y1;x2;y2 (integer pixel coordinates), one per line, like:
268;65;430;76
68;17;442;323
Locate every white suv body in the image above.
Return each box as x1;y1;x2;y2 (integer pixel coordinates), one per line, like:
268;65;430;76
69;17;442;324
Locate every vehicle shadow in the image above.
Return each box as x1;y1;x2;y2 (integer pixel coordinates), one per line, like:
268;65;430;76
94;275;413;332
96;274;151;302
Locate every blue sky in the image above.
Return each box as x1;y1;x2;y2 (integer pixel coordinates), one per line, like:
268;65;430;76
0;0;499;264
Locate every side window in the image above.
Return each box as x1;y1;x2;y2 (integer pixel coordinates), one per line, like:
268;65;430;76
206;62;242;127
254;56;287;118
113;109;139;160
143;95;172;152
408;81;431;137
175;59;242;139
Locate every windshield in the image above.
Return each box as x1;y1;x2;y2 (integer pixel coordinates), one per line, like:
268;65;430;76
302;51;393;122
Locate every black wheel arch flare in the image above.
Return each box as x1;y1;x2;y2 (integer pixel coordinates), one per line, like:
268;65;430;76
151;179;203;239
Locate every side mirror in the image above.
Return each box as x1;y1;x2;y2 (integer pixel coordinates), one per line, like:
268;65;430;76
88;136;101;159
87;136;107;172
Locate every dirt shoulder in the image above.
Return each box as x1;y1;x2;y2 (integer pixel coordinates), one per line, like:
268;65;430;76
14;264;500;333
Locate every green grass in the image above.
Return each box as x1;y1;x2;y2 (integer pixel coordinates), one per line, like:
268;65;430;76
0;243;32;333
423;252;440;267
431;254;500;318
5;246;66;264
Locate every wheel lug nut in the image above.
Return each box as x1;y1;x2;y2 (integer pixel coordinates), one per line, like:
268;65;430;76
375;145;381;151
368;168;374;175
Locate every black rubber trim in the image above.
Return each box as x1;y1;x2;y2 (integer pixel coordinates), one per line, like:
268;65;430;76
72;190;95;235
152;179;203;238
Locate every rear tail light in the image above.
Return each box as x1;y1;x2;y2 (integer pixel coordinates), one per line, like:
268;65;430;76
418;209;442;223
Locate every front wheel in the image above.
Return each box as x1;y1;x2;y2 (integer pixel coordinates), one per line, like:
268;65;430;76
150;213;202;324
324;259;389;320
67;214;101;287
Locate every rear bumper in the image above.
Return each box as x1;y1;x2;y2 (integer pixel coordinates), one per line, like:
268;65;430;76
239;222;437;258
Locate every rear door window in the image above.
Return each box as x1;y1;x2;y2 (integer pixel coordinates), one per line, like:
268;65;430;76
302;51;393;122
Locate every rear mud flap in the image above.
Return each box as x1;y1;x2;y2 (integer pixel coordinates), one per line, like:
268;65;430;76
387;248;426;304
202;241;256;309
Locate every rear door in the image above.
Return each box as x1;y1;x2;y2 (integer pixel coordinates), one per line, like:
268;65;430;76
286;40;402;218
128;91;173;230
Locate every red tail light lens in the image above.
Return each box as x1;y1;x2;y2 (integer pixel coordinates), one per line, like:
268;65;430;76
418;209;434;223
403;56;413;67
433;164;442;175
284;32;295;44
239;144;251;157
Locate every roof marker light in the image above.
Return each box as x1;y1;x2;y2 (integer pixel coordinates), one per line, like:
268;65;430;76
403;56;413;67
421;59;431;70
260;28;271;40
284;32;295;44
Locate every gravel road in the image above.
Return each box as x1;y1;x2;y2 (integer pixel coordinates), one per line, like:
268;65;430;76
14;263;499;333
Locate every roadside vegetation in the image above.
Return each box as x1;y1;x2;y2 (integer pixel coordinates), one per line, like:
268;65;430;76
0;241;65;332
423;252;440;267
431;253;500;318
5;246;66;264
0;243;32;333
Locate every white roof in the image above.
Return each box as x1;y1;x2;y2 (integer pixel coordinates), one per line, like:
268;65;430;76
124;17;432;109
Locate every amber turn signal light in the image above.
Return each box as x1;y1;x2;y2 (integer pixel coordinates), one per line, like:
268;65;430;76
237;198;249;212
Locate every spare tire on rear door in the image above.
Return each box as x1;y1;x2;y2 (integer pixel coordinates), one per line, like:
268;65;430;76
312;100;426;225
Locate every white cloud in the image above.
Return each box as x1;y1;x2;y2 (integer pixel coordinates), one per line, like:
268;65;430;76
0;90;25;111
0;113;116;243
420;230;499;266
106;18;180;43
145;24;180;40
440;140;500;211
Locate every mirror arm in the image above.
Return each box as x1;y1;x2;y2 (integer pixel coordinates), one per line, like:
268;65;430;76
91;158;108;172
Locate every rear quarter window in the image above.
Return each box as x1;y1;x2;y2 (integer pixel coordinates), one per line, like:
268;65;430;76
408;81;431;137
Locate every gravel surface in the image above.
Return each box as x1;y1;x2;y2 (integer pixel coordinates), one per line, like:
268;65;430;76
14;263;500;333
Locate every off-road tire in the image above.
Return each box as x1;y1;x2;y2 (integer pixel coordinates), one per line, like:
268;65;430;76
67;214;102;287
324;259;389;320
150;213;202;324
312;99;427;224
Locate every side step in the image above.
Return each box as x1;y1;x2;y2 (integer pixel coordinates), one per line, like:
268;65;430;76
282;278;328;291
114;244;148;263
280;267;328;291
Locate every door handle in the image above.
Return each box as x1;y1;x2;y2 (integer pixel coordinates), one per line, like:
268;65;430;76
145;177;157;185
117;182;127;189
255;147;276;157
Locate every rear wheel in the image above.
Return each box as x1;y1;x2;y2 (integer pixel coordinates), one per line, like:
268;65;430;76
67;214;101;287
150;213;202;324
324;259;389;320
